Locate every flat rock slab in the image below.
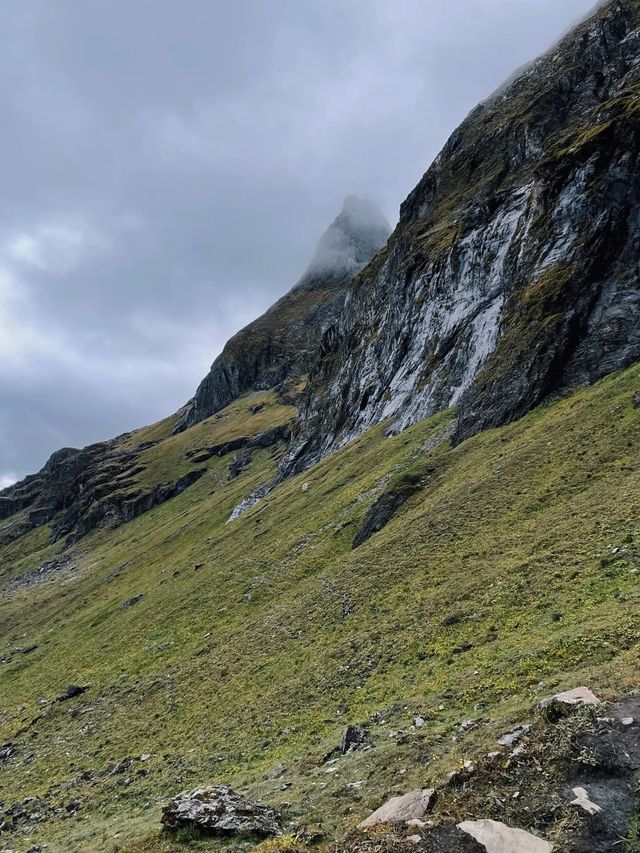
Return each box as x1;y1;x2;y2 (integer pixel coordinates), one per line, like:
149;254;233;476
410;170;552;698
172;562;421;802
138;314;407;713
458;819;552;853
539;686;601;709
570;786;602;815
161;785;280;837
358;788;436;828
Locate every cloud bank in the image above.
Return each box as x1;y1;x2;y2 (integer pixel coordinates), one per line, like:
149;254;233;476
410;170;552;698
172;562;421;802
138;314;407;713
0;0;596;480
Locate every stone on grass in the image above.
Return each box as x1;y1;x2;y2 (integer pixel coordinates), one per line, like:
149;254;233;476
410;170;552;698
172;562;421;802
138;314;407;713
358;789;436;829
55;684;88;703
458;819;552;852
161;785;280;837
497;724;530;747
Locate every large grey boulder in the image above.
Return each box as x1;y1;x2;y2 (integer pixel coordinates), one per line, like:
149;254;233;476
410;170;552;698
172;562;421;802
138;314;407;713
358;789;436;829
161;785;281;837
458;819;552;852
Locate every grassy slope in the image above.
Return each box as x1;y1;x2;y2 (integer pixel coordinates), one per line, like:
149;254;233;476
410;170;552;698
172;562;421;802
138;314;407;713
0;367;639;852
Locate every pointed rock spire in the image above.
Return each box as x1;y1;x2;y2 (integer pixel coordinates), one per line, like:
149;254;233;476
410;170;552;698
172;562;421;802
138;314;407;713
298;195;390;287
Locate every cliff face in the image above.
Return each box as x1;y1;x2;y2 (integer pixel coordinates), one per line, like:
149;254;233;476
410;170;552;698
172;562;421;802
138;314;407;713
173;196;390;432
281;0;640;476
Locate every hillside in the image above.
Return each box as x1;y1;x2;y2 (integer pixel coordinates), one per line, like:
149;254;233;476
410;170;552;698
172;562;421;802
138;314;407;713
1;2;640;852
1;364;639;851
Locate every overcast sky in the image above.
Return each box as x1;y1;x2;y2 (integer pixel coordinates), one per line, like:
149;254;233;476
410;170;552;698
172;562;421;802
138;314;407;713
0;0;597;484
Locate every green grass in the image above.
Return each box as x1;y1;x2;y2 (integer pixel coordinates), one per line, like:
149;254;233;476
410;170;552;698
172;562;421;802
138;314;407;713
0;367;639;851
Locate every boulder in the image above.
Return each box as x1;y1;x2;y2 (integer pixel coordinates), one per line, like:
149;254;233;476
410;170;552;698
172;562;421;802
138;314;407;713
358;789;436;829
340;724;367;754
457;819;552;852
161;785;281;837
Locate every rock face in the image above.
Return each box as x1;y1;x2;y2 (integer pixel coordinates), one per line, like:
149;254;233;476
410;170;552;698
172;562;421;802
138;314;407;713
340;724;368;754
161;785;281;837
280;0;640;477
358;789;436;829
173;196;390;432
457;820;552;853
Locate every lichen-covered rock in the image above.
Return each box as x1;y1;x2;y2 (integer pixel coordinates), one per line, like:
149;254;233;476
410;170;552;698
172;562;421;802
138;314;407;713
161;785;281;837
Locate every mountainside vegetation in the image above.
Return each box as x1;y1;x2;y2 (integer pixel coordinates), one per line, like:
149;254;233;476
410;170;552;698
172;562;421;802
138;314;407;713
1;2;640;851
1;364;639;851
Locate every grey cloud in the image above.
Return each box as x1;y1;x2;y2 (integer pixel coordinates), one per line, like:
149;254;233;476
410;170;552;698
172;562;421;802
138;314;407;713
0;0;597;482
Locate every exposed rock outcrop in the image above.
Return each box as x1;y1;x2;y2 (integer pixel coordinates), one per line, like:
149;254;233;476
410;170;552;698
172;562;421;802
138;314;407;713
280;0;640;477
174;196;391;432
161;785;281;837
358;789;436;829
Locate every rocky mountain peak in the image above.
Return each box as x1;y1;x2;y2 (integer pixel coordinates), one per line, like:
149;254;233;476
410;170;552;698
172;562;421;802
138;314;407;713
298;195;391;287
173;197;389;432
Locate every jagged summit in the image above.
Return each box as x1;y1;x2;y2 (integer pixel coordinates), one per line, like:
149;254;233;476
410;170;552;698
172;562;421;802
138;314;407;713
298;195;391;287
174;196;390;432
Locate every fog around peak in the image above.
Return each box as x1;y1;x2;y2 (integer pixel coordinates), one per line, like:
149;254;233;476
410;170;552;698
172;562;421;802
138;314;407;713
301;196;391;282
0;0;595;481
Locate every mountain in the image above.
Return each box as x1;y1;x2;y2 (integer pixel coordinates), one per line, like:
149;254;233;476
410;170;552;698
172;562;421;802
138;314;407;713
1;3;640;852
173;196;391;432
280;0;640;475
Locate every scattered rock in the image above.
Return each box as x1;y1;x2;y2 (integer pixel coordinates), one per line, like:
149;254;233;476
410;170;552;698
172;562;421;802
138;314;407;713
301;482;310;492
340;725;368;754
161;785;281;837
413;716;426;728
633;390;640;409
228;449;252;480
458;819;552;853
539;686;601;719
122;594;144;609
406;834;422;844
621;717;634;727
460;719;480;732
441;613;462;627
358;789;436;829
570;786;602;815
249;403;265;415
56;684;88;703
497;724;530;747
